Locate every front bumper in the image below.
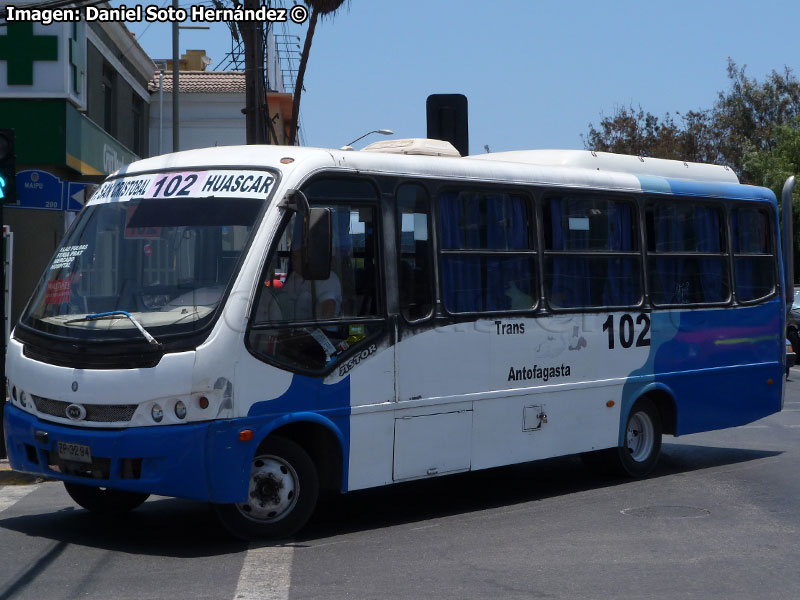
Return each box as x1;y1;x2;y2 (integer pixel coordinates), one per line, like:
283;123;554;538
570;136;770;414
4;403;254;503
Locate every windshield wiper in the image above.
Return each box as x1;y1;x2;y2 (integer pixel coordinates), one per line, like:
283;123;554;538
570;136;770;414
64;311;160;347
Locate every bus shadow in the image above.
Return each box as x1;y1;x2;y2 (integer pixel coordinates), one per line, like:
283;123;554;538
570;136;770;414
0;497;245;558
298;442;781;541
0;442;780;555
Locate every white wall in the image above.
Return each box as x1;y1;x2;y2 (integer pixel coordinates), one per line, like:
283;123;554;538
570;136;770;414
148;90;246;156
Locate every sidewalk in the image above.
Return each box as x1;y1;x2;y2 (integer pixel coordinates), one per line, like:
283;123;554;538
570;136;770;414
0;457;45;485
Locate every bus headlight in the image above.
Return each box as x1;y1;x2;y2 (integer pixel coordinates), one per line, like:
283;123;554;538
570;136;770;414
174;401;187;419
19;390;27;408
151;404;164;423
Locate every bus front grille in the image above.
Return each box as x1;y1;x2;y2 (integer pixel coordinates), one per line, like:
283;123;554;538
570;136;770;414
31;395;138;423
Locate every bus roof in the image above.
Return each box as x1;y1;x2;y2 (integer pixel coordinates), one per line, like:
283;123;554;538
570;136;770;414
466;149;740;184
115;143;772;203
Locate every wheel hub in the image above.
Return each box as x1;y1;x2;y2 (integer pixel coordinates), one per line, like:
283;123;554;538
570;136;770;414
626;412;654;463
252;472;283;506
235;455;300;523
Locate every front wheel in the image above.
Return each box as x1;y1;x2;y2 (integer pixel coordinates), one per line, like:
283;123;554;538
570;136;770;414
214;437;319;540
64;482;149;515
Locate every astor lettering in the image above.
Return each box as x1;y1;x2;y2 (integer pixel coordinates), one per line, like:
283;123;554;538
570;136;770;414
338;344;378;376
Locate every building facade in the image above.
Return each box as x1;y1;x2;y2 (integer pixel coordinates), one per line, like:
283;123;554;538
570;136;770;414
1;6;293;342
150;50;293;153
0;4;155;332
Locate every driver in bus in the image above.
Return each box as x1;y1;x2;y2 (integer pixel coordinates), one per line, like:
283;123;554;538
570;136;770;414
259;245;341;322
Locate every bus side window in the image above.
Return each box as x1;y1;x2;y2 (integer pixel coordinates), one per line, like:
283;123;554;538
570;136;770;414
437;189;536;314
646;202;729;306
396;184;433;321
543;195;641;309
731;206;776;302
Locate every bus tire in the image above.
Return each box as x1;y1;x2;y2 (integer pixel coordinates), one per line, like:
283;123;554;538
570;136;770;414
64;482;149;515
614;398;662;477
214;436;319;540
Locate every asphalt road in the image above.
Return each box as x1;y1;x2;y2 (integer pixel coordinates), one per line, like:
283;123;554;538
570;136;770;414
2;374;800;600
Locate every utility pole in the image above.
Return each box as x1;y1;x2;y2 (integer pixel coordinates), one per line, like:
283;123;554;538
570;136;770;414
171;0;180;152
242;0;267;144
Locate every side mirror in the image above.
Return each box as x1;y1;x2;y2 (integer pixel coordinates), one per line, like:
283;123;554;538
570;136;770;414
302;207;332;281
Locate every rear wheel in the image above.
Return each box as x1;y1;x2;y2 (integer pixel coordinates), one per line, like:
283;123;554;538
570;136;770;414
580;398;662;477
615;398;662;477
214;437;319;540
64;482;149;515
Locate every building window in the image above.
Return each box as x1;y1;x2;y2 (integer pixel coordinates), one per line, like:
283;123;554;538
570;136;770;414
132;94;143;156
102;61;116;136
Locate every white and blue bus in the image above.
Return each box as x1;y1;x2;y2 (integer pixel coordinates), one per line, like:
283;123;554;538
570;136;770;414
4;141;793;538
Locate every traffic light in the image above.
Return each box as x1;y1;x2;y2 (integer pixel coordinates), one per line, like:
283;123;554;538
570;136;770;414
0;129;16;203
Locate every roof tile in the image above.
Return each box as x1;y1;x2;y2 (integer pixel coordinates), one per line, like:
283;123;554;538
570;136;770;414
148;71;246;93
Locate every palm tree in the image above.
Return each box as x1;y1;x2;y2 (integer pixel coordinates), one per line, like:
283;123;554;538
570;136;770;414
288;0;349;146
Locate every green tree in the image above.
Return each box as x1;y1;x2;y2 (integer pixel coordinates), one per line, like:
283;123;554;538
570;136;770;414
715;61;800;181
584;60;800;182
743;119;800;281
582;105;715;163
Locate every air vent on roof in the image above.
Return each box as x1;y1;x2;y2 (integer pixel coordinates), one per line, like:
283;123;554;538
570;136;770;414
361;138;461;157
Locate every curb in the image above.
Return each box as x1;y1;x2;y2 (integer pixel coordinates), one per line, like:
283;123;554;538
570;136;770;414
0;459;48;486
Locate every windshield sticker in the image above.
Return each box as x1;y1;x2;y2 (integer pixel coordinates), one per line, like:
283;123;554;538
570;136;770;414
89;170;276;204
44;277;72;304
50;244;88;271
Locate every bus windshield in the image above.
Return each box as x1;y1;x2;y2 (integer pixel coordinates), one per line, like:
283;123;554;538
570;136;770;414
21;195;264;342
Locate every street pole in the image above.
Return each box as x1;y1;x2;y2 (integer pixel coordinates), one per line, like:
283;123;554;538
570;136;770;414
242;0;266;144
171;0;179;152
159;69;163;155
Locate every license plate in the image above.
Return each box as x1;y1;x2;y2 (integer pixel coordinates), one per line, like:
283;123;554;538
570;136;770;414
57;441;92;464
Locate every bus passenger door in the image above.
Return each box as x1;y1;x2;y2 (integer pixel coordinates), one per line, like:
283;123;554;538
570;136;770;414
391;183;473;481
245;178;396;491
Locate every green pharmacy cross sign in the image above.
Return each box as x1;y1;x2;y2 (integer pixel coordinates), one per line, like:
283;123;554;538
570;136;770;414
0;23;58;86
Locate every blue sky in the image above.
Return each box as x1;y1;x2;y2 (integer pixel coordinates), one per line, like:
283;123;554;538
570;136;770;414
118;0;800;156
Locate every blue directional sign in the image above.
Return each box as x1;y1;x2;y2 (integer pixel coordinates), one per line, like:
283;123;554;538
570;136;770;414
16;170;63;210
65;181;90;211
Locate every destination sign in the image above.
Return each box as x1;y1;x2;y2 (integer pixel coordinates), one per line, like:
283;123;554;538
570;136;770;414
88;170;277;205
